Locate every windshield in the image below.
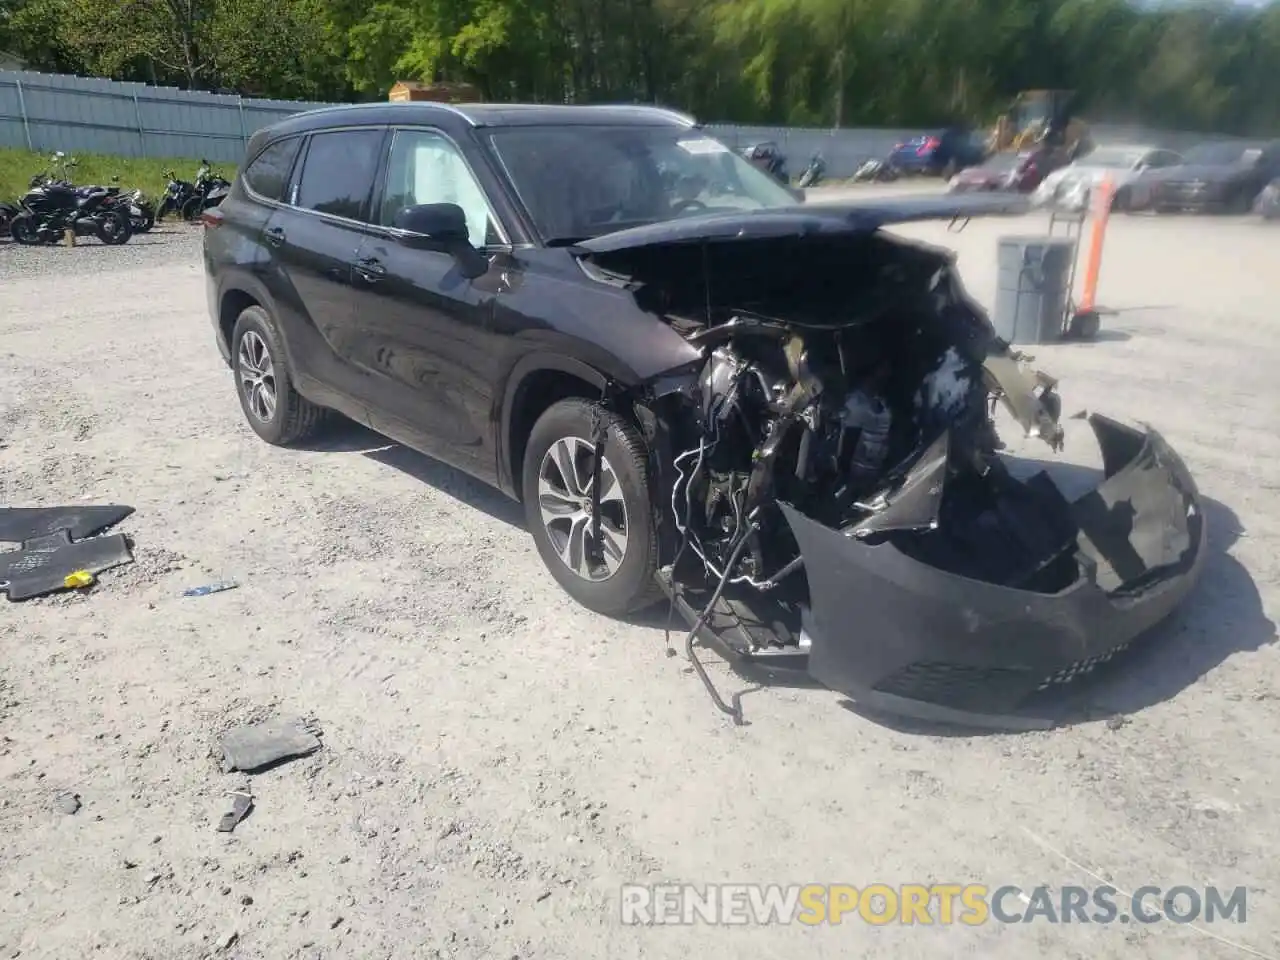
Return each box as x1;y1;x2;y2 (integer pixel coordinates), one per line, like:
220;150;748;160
1078;148;1146;169
1182;142;1256;166
485;125;799;243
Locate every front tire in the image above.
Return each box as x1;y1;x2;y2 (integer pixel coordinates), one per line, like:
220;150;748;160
181;196;203;222
95;210;132;245
522;399;661;615
231;305;327;445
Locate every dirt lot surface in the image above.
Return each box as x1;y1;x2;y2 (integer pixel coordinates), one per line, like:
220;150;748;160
2;201;1278;960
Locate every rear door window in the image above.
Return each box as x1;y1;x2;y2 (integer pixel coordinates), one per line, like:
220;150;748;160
295;128;385;222
243;137;302;201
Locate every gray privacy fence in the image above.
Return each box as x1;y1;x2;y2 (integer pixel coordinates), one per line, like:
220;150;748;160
0;70;332;164
0;69;1241;177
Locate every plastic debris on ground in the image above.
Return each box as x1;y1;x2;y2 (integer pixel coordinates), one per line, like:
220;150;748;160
183;580;239;598
0;504;134;601
220;717;323;773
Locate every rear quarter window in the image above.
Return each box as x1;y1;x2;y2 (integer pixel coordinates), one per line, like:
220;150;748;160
243;137;303;202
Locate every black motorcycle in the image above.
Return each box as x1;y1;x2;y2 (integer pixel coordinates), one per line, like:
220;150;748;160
159;160;231;222
157;169;193;222
9;172;132;245
0;200;18;239
182;161;231;220
742;141;790;185
797;152;827;188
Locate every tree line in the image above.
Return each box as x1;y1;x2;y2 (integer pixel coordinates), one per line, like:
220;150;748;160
2;0;1279;136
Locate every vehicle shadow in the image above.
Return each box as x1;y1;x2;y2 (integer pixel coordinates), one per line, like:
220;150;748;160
1068;328;1132;343
319;417;1272;734
827;460;1273;736
307;419;527;526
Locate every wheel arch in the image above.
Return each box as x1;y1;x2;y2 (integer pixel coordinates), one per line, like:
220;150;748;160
215;275;294;371
499;354;612;501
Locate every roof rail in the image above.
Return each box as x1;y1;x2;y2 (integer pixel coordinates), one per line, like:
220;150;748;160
580;103;698;126
289;100;479;126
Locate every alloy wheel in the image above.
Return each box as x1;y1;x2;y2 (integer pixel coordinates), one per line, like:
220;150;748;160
537;436;629;582
237;331;277;423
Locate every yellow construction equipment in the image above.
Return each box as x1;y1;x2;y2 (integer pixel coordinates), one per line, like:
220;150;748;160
990;90;1090;157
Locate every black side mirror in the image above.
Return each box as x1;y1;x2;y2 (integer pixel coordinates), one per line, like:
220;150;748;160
392;202;488;279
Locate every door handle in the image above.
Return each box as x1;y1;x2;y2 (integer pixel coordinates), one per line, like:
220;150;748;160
264;226;285;247
354;256;387;282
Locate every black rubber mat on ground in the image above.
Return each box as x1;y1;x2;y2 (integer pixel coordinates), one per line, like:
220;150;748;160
0;504;135;600
0;505;134;544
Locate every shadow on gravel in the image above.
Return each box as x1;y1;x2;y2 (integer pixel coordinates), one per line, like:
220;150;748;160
306;418;525;526
312;417;1274;735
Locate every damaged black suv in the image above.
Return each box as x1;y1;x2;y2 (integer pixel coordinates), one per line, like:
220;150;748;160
204;102;1206;726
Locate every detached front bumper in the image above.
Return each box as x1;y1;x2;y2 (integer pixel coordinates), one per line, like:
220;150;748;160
779;415;1207;728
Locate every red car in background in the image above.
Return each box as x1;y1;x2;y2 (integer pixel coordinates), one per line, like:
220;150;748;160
947;148;1063;194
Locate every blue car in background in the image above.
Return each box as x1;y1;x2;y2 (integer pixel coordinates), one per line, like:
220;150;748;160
890;127;988;177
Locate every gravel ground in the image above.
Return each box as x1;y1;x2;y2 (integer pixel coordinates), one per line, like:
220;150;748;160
1;205;1278;960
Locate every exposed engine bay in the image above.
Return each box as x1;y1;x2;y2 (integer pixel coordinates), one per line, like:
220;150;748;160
577;213;1205;728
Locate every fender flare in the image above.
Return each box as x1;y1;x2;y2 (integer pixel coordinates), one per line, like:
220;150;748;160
497;352;610;496
215;272;297;370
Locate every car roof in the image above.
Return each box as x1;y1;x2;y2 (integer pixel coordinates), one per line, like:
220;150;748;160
258;101;696;140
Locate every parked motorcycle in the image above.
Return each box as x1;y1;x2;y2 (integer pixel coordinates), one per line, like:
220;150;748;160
157;169;193;221
0;200;18;239
157;160;231;222
797;152;827;188
741;142;790;185
96;177;156;233
852;157;901;183
9;170;132;245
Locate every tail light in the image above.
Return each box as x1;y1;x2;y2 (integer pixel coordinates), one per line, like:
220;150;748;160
201;208;224;229
916;137;940;156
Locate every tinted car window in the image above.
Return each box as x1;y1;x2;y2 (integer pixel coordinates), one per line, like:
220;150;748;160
243;137;302;201
295;129;384;222
1182;142;1255;166
378;129;498;247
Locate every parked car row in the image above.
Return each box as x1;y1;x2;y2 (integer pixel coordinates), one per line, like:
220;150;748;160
1030;139;1280;216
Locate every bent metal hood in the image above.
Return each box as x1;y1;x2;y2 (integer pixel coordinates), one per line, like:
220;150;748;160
572;194;1029;257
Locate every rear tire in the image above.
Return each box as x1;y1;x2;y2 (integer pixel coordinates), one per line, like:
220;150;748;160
181;196;203;222
231;305;327;446
9;212;40;245
522;399;661;615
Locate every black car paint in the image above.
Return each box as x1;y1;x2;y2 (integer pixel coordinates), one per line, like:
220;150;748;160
207;104;713;498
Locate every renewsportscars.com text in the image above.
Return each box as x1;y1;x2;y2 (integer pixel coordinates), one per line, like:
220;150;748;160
619;883;1248;926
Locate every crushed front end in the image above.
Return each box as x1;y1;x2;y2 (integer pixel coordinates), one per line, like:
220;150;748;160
576;201;1207;727
783;414;1205;727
